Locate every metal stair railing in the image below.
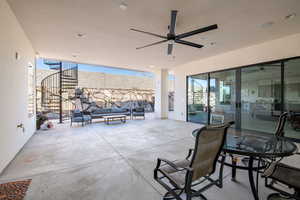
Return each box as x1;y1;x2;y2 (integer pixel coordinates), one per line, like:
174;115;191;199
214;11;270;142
41;61;78;123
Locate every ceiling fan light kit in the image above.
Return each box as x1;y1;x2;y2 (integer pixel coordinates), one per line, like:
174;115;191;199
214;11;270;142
131;10;218;55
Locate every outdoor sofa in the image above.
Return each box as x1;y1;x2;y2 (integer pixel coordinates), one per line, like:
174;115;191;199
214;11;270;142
87;108;131;120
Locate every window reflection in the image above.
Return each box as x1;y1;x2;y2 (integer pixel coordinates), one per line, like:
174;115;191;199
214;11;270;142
187;75;208;124
284;58;300;138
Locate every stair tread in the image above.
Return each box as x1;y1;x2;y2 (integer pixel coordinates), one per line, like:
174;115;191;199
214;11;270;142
62;80;77;83
41;65;78;112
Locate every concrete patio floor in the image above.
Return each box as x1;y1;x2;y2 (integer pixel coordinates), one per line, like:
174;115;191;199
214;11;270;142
0;118;297;200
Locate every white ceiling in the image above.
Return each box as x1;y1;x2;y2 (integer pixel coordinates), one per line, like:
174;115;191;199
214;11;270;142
8;0;300;71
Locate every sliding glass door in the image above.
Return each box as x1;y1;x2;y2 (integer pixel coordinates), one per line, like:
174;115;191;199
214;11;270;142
284;58;300;139
240;64;282;133
187;74;209;124
187;57;300;141
210;70;236;125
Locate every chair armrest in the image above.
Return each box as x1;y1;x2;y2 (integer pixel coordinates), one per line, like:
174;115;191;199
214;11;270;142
82;110;91;115
186;149;194;160
155;158;192;172
262;162;278;177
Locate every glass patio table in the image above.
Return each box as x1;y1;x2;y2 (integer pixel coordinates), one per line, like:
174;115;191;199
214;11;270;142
192;129;297;200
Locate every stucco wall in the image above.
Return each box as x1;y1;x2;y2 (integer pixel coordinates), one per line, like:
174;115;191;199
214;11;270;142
0;0;36;173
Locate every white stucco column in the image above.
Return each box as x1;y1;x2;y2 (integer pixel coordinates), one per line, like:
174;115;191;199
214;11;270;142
154;69;169;119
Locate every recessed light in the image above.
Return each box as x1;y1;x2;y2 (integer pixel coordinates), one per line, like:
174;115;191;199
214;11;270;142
72;53;79;58
76;33;86;38
285;13;296;20
149;65;155;68
120;2;128;10
261;21;274;28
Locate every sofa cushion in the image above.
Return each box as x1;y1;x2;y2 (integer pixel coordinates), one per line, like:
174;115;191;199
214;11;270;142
83;115;91;121
72;116;83;122
93;108;111;114
72;115;91;122
111;108;124;113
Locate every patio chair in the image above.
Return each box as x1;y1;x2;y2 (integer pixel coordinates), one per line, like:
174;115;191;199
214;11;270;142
238;112;289;167
71;109;92;126
289;111;300;131
263;153;300;200
274;112;288;137
154;121;234;200
132;107;145;119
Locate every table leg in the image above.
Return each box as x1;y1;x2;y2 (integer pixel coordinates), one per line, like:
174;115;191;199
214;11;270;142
231;156;237;181
248;156;259;200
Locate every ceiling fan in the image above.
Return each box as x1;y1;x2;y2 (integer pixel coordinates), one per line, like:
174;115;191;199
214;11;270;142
130;10;218;55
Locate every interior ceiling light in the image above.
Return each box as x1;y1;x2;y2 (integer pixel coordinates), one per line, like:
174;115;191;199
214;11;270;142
285;13;296;20
72;53;79;58
120;2;128;10
168;40;175;45
149;65;155;68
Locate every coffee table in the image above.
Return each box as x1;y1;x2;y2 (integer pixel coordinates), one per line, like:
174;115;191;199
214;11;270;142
103;115;127;125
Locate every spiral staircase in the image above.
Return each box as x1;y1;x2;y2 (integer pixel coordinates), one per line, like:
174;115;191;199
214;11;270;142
41;60;78;123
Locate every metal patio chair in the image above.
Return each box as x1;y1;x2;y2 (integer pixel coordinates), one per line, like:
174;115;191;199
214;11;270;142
263;153;300;200
154;122;234;200
70;109;92;126
274;112;288;137
237;112;289;170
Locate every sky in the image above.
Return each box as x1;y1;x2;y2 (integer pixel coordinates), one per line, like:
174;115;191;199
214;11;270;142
36;58;154;78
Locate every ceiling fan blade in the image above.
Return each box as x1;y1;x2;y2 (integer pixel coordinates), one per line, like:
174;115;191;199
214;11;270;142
169;10;178;35
176;24;218;40
136;40;168;50
167;43;173;55
175;40;203;48
130;28;167;39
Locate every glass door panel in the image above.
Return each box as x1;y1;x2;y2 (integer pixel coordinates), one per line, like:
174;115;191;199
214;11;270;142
284;58;300;139
210;70;236;125
241;64;281;133
187;74;209;124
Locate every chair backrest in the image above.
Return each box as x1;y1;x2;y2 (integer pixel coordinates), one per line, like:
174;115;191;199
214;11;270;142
189;121;234;181
72;109;83;118
134;107;144;112
275;112;288;137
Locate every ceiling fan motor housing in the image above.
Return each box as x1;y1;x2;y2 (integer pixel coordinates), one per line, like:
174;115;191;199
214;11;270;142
167;33;176;40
